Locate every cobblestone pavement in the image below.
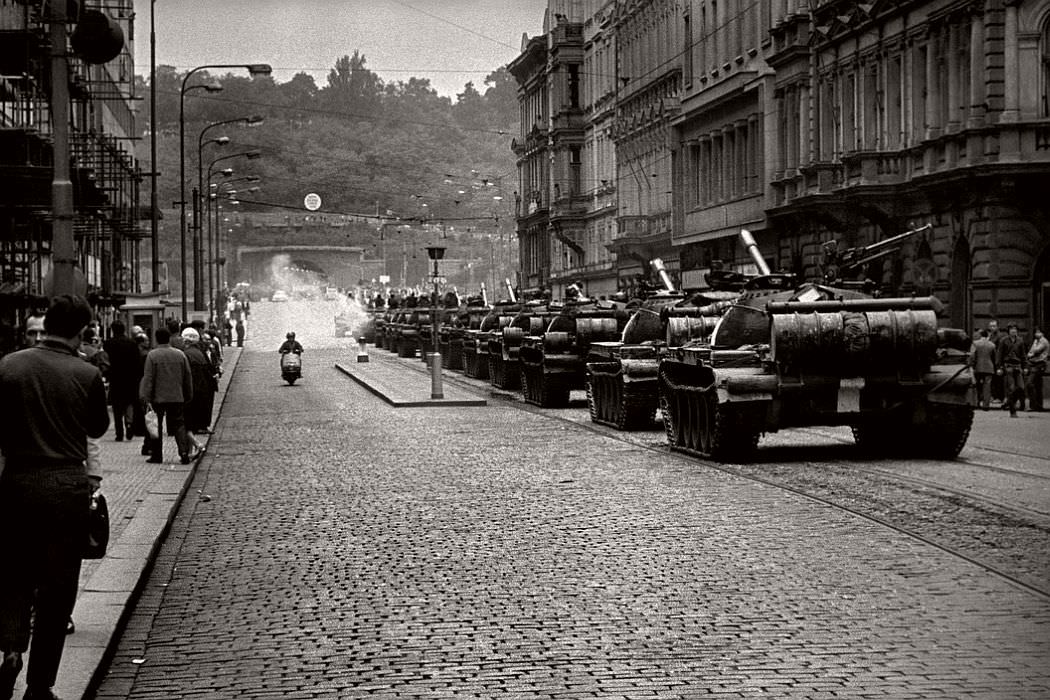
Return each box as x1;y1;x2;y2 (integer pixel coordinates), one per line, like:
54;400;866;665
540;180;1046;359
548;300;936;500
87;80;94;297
88;345;1050;699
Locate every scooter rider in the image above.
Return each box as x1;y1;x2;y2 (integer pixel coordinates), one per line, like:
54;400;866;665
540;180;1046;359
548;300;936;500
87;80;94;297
278;332;303;356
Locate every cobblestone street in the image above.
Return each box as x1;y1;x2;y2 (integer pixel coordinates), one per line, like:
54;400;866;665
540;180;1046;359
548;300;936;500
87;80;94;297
85;338;1050;699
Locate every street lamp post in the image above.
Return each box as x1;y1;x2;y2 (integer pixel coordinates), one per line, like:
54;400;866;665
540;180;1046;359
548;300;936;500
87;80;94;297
208;172;259;312
179;63;270;319
426;246;445;400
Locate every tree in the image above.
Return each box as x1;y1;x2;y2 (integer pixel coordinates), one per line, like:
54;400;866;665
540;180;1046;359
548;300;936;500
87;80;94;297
453;81;486;130
321;51;382;116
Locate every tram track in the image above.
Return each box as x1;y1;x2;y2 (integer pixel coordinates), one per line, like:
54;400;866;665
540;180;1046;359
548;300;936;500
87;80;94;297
383;353;1050;601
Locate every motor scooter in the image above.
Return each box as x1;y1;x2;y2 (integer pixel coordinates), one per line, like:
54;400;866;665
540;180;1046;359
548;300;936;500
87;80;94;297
280;351;302;385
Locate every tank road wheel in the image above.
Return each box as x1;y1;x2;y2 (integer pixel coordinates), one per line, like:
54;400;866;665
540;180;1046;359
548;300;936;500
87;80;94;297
921;403;974;459
659;366;758;462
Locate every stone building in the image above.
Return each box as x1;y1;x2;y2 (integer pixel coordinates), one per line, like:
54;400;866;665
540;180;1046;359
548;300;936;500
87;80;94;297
509;33;551;296
514;0;1050;335
0;1;143;335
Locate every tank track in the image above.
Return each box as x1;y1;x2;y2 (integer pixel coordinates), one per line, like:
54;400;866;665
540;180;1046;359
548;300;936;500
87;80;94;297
488;354;520;390
521;363;570;408
852;402;974;459
658;364;759;462
587;365;657;430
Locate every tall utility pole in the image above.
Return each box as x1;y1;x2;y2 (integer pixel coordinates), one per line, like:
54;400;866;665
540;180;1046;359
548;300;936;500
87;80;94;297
49;0;75;296
150;0;159;291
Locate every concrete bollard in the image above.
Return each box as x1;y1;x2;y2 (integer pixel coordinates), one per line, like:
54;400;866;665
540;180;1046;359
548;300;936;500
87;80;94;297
356;337;369;363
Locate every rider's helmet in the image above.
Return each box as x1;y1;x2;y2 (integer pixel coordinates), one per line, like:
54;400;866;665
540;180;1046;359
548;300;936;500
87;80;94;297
286;332;295;340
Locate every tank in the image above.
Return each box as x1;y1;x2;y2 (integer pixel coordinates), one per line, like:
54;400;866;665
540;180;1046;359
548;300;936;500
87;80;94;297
487;299;559;390
392;307;430;358
518;287;633;408
586;260;739;429
441;296;490;373
463;299;519;380
657;226;975;462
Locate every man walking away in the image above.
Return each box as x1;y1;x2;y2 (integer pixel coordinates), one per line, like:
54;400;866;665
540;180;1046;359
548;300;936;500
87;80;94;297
103;320;144;441
139;327;197;464
969;329;996;410
0;294;109;700
996;323;1028;417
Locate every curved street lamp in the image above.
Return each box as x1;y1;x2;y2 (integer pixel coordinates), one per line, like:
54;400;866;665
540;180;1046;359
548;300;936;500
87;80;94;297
196;116;264;314
179;63;271;318
205;152;262;313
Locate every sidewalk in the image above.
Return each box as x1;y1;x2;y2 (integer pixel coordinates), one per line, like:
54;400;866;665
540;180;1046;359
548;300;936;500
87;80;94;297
15;347;244;700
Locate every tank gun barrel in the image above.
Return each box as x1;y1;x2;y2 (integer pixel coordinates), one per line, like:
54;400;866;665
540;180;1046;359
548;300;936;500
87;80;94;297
836;223;933;270
505;278;517;303
650;258;675;292
739;229;771;276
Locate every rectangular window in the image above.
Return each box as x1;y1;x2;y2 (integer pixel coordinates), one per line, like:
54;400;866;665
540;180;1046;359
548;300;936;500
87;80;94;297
569;65;580;109
684;13;693;86
570;146;581;196
843;72;857;152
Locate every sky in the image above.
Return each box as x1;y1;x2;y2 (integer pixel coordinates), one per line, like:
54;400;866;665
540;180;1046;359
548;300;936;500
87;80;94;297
136;0;551;98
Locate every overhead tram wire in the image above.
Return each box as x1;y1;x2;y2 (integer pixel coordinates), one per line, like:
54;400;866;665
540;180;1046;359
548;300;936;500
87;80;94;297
233;197;503;226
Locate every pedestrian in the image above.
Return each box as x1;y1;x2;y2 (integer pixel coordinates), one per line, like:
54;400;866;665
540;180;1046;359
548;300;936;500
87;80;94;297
78;326;109;378
987;319;1003;404
22;313;45;349
1026;328;1048;412
131;327;151;452
229;298;246;347
139;326;198;465
0;294;109;700
198;327;223;433
103;320;144;441
968;329;997;410
180;328;215;436
166;317;186;351
996;323;1028;417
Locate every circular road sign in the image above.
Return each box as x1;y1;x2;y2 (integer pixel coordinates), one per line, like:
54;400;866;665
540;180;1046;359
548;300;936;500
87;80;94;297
303;192;322;211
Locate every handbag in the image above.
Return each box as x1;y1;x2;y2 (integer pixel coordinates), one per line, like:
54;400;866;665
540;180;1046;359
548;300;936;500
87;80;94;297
144;405;160;439
84;491;109;560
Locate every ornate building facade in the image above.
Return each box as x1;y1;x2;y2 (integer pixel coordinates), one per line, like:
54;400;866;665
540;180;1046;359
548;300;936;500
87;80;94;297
514;0;1050;335
0;0;142;337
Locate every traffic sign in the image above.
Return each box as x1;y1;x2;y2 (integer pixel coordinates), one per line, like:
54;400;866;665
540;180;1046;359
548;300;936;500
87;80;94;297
429;276;447;284
303;192;322;211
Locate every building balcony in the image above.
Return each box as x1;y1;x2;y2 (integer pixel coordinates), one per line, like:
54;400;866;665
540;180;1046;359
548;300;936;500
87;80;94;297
772;118;1050;210
613;211;673;246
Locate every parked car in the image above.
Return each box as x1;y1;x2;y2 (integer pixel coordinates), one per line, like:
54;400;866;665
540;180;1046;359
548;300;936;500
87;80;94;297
271;290;290;302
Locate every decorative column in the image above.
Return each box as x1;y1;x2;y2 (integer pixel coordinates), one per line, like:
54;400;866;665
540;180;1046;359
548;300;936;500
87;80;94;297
947;21;961;132
925;27;943;139
1001;0;1020;122
968;8;986;128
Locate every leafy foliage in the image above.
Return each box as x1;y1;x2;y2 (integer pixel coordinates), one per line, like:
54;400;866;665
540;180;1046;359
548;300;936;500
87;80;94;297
145;53;518;225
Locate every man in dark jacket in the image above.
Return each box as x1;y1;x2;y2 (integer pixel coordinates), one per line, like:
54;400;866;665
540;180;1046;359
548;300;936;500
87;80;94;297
139;327;196;464
103;320;144;441
0;294;109;700
996;323;1028;417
